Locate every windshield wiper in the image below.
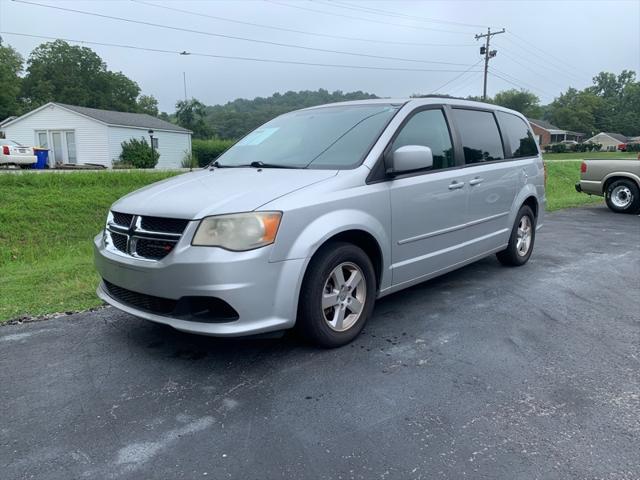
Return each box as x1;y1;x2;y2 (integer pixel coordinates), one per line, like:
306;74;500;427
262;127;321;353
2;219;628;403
248;161;300;169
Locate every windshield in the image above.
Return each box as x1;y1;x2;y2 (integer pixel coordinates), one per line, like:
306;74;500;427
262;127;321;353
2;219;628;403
215;104;399;169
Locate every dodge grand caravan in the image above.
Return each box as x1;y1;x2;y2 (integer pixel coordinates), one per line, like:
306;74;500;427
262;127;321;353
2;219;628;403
95;98;545;347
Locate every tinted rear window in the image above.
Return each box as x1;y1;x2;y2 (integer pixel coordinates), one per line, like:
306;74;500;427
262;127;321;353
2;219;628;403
452;109;504;164
496;111;539;158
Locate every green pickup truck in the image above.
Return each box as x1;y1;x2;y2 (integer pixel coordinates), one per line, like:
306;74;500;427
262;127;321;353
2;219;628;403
575;159;640;213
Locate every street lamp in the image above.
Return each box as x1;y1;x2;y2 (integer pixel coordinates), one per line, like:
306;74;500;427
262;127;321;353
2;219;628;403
148;129;155;161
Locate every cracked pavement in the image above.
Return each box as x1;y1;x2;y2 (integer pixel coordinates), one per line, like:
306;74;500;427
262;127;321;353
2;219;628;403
1;204;639;479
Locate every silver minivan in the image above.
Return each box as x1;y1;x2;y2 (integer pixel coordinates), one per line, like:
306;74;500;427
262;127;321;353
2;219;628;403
95;98;545;347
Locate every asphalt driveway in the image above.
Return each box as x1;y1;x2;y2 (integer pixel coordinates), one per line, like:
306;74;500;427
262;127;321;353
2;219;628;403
1;205;639;480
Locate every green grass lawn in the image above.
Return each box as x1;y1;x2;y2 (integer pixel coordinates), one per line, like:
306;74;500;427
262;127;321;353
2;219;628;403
0;171;180;323
545;160;602;211
0;164;602;323
543;151;634;161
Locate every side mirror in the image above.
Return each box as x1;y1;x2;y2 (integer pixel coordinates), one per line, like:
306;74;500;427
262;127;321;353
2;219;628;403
388;145;433;174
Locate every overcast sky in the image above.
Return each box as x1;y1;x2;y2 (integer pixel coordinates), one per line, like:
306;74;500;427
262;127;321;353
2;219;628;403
1;0;639;112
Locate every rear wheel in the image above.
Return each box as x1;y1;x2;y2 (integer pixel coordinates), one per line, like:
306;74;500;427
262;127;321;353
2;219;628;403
497;205;536;267
297;242;376;348
605;179;640;214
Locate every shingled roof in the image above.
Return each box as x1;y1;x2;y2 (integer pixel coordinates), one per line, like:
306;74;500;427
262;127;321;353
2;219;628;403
527;118;561;131
54;103;190;133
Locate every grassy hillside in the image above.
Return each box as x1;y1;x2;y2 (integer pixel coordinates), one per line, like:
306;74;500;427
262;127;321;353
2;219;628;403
0;172;180;321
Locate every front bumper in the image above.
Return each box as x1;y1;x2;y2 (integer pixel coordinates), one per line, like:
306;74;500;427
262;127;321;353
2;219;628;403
94;231;306;336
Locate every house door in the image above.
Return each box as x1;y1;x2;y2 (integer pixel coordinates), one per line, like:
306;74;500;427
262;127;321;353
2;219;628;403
49;131;77;165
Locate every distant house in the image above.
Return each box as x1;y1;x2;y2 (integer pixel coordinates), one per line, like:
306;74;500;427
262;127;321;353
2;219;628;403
1;103;191;168
584;132;629;151
527;118;585;146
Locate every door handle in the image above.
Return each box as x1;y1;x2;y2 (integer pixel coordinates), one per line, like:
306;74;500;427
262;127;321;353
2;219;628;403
469;177;484;186
448;181;465;190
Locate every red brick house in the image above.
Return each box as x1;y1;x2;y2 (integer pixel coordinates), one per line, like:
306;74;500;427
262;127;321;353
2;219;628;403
528;118;584;147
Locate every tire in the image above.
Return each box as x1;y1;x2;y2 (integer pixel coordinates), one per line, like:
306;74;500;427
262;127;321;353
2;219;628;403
297;242;376;348
605;179;640;214
496;205;536;267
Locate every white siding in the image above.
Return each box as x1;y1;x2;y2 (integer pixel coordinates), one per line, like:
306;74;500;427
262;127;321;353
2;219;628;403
2;104;110;166
586;133;624;151
108;126;191;168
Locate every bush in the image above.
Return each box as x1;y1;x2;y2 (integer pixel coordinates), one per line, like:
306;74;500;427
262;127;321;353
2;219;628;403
181;150;198;168
550;143;567;153
626;143;640;152
192;138;235;167
119;138;159;169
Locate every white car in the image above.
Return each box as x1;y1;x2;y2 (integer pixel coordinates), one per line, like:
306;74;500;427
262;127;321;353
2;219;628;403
0;140;37;166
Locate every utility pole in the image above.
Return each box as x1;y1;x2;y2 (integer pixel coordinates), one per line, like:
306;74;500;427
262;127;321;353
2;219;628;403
475;28;505;100
183;72;188;101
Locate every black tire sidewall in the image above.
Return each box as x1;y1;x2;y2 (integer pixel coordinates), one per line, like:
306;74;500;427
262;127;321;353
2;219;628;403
297;242;376;348
498;205;536;266
605;180;640;214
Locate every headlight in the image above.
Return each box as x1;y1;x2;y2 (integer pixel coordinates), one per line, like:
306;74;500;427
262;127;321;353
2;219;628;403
192;212;282;251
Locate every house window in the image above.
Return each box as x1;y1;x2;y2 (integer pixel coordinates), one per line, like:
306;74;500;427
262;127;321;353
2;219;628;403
36;131;48;148
151;137;158;149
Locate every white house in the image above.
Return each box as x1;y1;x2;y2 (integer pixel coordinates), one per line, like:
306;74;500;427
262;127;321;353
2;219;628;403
585;132;629;152
2;102;191;168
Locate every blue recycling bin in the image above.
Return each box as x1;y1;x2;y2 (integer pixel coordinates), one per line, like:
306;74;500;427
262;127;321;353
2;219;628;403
33;148;49;169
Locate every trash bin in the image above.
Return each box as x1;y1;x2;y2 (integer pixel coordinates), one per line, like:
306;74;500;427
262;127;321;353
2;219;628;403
33;148;49;169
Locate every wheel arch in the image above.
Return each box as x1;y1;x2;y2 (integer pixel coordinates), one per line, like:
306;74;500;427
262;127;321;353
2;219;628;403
310;229;384;290
602;174;640;194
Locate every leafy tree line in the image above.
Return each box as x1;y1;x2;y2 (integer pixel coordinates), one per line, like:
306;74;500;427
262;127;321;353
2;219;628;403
464;70;639;137
0;40;159;121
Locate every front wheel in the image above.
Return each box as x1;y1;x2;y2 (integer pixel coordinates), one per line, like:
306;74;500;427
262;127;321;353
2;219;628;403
605;179;640;214
297;242;376;348
497;205;536;267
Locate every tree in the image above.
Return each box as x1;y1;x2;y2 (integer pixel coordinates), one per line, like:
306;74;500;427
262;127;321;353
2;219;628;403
547;71;639;136
0;43;24;119
493;89;542;118
21;40;141;112
137;94;159;116
204;89;377;138
175;98;211;138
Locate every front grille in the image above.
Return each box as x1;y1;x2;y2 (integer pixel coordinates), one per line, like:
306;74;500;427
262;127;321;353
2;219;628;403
135;238;176;260
141;216;189;234
111;231;128;253
112;211;133;227
104;280;177;314
107;212;190;260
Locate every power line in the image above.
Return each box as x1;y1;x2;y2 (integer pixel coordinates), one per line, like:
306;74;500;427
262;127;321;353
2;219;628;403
507;30;590;77
431;59;484;93
489;68;555;98
12;0;473;67
490;45;573;90
265;0;469;35
1;31;483;74
498;35;584;83
316;0;488;29
449;71;484;96
132;0;474;48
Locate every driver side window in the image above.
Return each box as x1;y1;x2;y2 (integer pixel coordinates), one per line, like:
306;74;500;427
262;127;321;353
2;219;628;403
391;109;454;170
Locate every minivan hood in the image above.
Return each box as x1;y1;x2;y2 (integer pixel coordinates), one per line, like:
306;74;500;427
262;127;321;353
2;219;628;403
111;168;338;219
